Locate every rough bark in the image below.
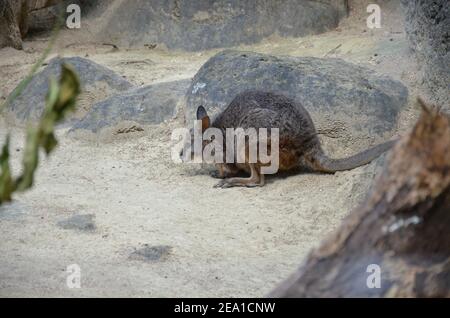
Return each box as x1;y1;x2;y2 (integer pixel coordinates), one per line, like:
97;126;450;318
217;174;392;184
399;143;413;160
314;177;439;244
270;99;450;297
0;0;61;49
28;0;62;12
0;0;27;50
402;0;450;108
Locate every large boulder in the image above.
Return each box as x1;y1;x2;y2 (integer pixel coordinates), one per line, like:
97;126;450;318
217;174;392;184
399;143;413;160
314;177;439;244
71;79;191;132
402;0;450;108
79;0;347;51
7;56;133;122
184;50;408;142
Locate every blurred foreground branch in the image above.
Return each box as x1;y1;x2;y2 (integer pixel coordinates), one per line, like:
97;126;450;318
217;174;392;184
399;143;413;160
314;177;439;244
0;4;78;205
0;64;80;204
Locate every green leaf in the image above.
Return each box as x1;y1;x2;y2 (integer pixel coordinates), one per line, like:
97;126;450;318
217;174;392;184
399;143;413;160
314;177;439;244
55;64;80;114
0;136;13;203
42;132;58;154
15;126;39;192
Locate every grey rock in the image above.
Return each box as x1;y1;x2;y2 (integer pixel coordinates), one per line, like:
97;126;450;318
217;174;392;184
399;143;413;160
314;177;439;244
81;0;347;51
185;50;408;140
57;214;96;232
402;0;450;108
71;79;190;132
129;245;172;262
0;201;27;220
7;57;133;122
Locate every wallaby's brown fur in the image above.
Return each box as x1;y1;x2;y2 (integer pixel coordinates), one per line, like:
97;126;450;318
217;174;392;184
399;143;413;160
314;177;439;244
195;90;396;188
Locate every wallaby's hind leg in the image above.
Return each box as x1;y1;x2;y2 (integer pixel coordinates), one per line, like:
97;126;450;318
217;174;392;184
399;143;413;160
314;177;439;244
214;164;264;188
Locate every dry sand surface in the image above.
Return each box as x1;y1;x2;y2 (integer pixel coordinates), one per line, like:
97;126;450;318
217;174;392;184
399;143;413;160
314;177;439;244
0;5;424;297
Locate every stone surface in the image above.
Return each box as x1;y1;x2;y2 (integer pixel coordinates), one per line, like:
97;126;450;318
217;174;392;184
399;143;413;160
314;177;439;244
80;0;348;51
185;50;408;140
71;79;190;132
403;0;450;108
7;56;133;122
129;245;172;262
0;202;27;220
57;214;96;232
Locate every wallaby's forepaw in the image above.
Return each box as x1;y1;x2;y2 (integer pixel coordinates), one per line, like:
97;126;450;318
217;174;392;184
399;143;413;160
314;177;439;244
213;179;262;188
210;170;225;179
214;179;233;188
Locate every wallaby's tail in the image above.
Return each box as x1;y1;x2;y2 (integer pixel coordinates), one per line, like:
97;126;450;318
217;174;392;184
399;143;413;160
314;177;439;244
311;140;397;173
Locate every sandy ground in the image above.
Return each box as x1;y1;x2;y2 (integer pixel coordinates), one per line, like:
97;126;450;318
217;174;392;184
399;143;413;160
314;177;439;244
0;3;425;297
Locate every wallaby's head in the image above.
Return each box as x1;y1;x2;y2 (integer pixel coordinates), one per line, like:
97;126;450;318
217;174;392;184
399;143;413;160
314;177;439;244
196;105;211;131
179;105;212;162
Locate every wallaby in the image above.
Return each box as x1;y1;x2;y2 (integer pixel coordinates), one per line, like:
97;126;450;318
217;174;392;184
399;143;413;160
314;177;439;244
185;90;396;188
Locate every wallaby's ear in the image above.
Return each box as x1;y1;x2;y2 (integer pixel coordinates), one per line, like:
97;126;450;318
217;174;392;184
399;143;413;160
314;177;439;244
196;105;210;131
196;105;208;119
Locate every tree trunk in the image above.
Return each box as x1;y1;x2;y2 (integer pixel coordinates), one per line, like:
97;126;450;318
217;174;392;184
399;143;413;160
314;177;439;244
0;0;62;50
270;100;450;297
28;0;61;12
0;0;27;50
